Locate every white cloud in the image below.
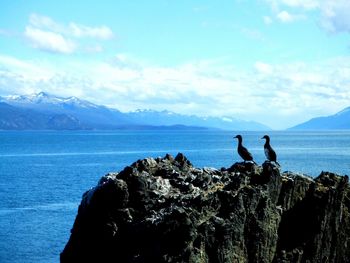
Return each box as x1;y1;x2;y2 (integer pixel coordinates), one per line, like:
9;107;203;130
68;23;113;40
265;0;350;33
265;0;319;11
320;0;350;33
0;55;56;83
1;54;350;129
25;26;76;54
280;0;319;10
263;16;273;25
24;13;114;54
28;13;114;40
0;55;57;95
277;10;294;22
84;45;103;53
29;13;63;32
255;61;273;74
276;10;304;23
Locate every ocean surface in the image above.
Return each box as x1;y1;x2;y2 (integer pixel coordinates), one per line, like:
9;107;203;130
1;130;350;263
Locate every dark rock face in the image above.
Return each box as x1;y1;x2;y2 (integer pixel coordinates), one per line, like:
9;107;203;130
61;154;350;263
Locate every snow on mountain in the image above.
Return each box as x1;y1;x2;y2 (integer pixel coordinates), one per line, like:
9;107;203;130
0;91;271;130
2;92;99;109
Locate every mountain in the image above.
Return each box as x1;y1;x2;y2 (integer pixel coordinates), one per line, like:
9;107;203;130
290;107;350;130
125;109;269;130
0;92;270;130
0;102;84;130
1;92;131;129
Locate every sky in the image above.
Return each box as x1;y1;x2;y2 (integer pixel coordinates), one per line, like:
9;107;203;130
0;0;350;129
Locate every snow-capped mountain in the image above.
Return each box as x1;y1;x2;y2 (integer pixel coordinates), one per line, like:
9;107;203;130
1;92;130;129
2;91;99;109
0;92;270;130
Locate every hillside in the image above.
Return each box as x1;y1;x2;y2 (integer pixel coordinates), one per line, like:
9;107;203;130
0;102;83;130
290;107;350;130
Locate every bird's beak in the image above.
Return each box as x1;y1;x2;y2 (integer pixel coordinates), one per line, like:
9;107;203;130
261;137;264;139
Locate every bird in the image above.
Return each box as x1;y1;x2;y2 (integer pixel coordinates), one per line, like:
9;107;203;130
233;135;257;164
261;135;280;166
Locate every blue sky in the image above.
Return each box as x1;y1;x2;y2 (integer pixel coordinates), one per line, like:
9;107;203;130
1;0;350;129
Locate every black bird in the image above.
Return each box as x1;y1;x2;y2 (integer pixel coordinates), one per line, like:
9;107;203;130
234;135;256;164
261;135;280;165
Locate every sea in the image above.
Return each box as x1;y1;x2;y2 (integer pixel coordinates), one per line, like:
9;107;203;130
1;130;350;263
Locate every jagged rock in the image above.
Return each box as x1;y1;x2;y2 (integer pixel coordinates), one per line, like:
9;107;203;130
61;153;350;263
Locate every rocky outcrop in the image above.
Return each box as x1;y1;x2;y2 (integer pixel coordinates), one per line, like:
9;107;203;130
61;153;350;263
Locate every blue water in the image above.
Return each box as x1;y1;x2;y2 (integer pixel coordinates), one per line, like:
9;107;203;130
1;130;350;262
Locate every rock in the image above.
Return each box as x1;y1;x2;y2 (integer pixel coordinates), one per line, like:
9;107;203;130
61;154;350;263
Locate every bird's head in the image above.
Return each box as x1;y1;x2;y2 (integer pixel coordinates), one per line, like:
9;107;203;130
234;135;242;142
261;135;270;141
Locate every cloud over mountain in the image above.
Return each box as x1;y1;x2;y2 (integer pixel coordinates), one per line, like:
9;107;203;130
1;53;350;129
